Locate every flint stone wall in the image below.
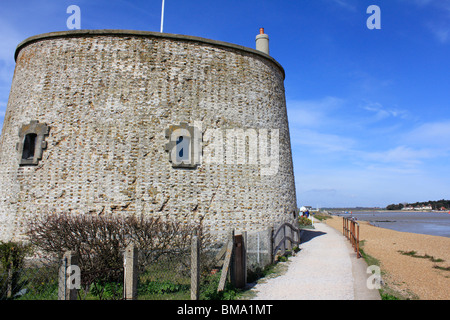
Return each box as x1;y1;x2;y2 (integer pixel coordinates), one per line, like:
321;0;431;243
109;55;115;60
0;30;297;242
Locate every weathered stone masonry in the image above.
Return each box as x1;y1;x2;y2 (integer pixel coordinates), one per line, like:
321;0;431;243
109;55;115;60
0;30;297;242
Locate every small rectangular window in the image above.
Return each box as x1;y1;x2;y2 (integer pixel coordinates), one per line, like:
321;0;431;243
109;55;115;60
176;135;190;163
18;120;49;166
22;133;37;160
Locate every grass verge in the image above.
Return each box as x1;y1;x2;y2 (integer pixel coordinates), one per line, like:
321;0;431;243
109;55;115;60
398;250;445;263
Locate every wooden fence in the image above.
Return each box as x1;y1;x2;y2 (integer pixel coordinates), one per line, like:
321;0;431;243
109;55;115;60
272;222;301;259
342;217;361;258
58;222;302;300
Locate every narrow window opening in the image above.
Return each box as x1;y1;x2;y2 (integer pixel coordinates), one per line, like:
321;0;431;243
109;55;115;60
176;135;190;162
22;133;37;161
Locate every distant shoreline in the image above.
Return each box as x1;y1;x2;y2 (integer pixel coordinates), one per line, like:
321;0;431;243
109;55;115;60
326;210;450;238
327;210;448;214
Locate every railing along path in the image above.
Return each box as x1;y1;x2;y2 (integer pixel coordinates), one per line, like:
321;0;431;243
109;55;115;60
342;217;361;258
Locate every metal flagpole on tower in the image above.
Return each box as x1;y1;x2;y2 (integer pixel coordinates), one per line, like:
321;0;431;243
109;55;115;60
160;0;165;33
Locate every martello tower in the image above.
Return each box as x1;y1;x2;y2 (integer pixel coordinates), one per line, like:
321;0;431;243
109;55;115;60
0;29;297;242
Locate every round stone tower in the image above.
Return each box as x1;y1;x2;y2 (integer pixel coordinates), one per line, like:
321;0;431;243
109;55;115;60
0;29;297;242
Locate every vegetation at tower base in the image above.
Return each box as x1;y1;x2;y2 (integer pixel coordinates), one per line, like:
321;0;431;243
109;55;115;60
27;213;210;269
0;241;31;298
24;213;214;299
1;213;245;300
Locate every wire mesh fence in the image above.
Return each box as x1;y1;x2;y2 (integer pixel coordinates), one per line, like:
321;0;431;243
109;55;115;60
137;252;191;300
0;249;214;300
77;267;124;300
0;255;125;300
0;259;59;300
1;224;289;300
0;248;224;300
135;240;222;300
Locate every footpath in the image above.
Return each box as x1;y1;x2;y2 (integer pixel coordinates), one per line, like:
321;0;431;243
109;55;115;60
250;220;381;300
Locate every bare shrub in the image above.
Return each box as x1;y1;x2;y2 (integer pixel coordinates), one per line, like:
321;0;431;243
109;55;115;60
26;213;212;287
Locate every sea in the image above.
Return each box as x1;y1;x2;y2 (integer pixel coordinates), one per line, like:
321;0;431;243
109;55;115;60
332;211;450;238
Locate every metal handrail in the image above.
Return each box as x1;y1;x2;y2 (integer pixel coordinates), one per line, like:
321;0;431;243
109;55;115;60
342;217;361;258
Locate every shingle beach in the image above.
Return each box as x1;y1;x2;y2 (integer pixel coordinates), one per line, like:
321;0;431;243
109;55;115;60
326;216;450;300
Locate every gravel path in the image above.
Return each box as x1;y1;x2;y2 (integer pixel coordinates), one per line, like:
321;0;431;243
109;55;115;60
326;216;450;300
250;221;360;300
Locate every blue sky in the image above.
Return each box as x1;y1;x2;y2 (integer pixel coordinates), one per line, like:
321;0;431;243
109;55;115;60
0;0;449;208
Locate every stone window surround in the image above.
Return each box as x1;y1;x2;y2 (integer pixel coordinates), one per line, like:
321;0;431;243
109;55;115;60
16;120;49;166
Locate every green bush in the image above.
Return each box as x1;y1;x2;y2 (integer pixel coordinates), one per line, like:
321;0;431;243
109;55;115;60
17;264;59;300
199;272;239;300
139;280;190;295
89;280;123;300
0;241;32;299
26;213;211;299
298;216;312;226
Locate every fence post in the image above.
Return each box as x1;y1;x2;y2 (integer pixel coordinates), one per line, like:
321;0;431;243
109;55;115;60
353;222;356;251
346;218;349;239
217;229;234;293
268;226;274;263
231;233;246;289
287;225;293;251
6;262;13;299
123;243;138;300
58;251;79;300
342;218;361;259
356;224;360;258
190;234;200;300
345;218;350;240
242;231;247;286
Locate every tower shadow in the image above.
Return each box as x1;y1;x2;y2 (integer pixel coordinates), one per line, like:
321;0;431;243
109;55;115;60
300;229;327;244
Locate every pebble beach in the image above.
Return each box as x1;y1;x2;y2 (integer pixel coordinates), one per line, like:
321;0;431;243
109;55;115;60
325;216;450;300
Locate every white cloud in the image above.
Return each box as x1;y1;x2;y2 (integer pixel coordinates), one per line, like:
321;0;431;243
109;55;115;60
291;127;355;153
295;156;450;207
428;24;450;43
289;96;450;207
403;120;450;149
362;145;436;166
331;0;357;12
362;102;409;121
287;97;356;154
405;0;450;43
287;96;345;127
412;0;433;6
0;20;22;64
0;19;22;85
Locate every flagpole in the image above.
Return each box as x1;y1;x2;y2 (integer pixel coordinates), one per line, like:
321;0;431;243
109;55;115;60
160;0;165;33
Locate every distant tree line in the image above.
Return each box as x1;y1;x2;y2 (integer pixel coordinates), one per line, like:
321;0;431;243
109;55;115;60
386;203;404;210
386;199;450;210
